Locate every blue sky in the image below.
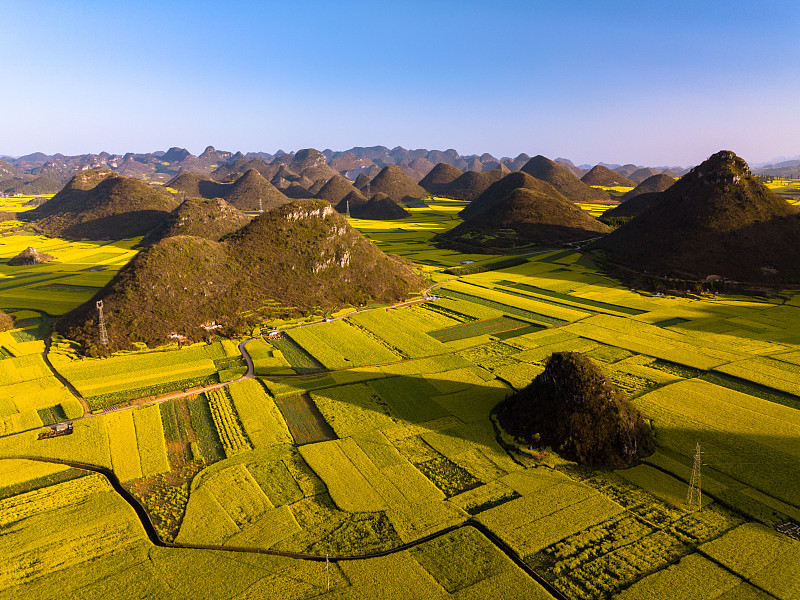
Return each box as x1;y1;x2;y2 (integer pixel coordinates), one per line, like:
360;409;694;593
2;0;798;166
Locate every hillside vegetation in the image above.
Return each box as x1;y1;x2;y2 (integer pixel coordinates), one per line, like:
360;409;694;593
498;352;655;468
24;169;178;240
591;150;800;284
57;199;425;353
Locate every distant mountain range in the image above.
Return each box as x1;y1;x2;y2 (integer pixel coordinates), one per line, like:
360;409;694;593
0;145;708;197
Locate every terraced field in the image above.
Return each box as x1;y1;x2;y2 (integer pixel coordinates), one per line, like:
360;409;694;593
0;196;799;599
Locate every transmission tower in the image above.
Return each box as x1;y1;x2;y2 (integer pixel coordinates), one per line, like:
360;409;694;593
365;181;371;198
686;442;703;509
345;198;350;218
96;300;109;346
258;197;264;212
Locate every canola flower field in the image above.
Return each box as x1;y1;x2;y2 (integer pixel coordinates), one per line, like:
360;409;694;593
1;193;799;599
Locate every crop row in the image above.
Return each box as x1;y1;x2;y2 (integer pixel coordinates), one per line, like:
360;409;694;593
205;388;253;457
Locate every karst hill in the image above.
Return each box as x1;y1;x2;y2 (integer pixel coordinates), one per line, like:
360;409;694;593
580;164;635;187
419;162;463;195
497;352;654;469
146;197;252;243
167;169;290;212
24;169;178;240
349;193;410;220
590;150;800;283
438;180;610;251
620;173;675;200
521;156;610;203
57;199;426;353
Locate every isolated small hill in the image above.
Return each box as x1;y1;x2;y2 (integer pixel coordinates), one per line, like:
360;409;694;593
460;171;569;220
436;169;505;201
498;352;654;469
0;310;12;332
351;193;410;220
620;173;675;201
521;156;610;202
581;165;635;187
24;169;178;240
439;186;610;251
419;163;463;195
316;175;366;206
590;150;800;283
627;167;659;183
368;166;427;202
224;169;289;211
7;246;54;266
57;199;425;352
146;197;251;243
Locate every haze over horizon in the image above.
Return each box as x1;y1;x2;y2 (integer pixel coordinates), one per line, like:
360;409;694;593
2;0;798;167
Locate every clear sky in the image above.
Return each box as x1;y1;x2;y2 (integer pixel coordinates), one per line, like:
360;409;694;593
2;0;798;166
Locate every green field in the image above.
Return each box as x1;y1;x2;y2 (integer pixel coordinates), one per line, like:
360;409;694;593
1;195;799;598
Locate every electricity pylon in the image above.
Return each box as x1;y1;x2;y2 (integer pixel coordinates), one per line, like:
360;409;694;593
96;300;109;346
686;442;703;509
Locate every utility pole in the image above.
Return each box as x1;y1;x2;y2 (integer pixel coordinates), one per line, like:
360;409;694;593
686;442;703;509
96;300;109;346
326;553;330;591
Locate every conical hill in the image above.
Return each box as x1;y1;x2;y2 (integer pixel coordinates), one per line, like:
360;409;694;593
57;199;426;352
521;155;610;202
419;163;463;195
351;193;410;220
581;165;635;187
25;169;178;240
146;197;252;243
368;166;427;201
460;171;568;220
589;150;800;283
620;173;675;200
224;169;289;211
316;174;366;206
167;172;216;197
439;186;610;251
436;169;505;201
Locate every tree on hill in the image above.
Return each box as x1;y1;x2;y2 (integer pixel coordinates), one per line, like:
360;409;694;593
497;352;654;469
